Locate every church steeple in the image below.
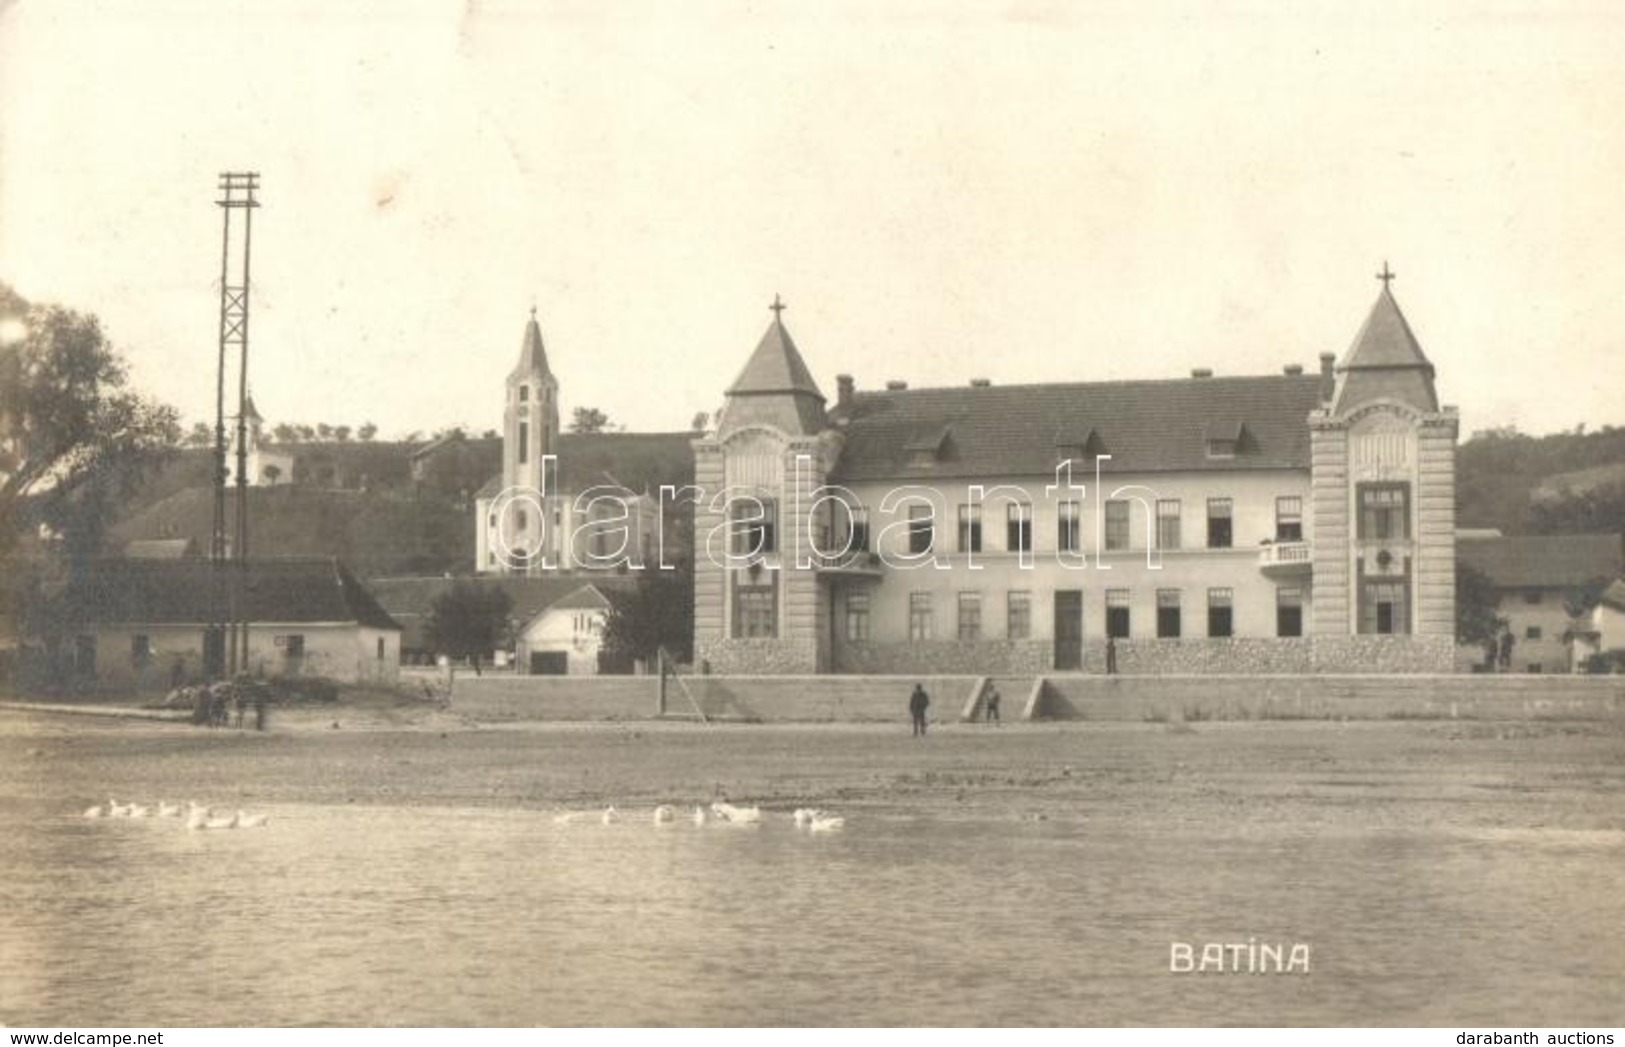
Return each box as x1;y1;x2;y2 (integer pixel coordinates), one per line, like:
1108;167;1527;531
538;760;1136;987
513;305;552;379
1330;265;1440;415
504;305;560;503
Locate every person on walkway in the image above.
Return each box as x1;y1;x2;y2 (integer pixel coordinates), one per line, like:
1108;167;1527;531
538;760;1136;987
984;683;1001;725
1105;636;1119;675
1497;629;1515;672
909;683;930;737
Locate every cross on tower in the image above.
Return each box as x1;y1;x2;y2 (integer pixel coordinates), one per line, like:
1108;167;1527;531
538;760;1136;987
1376;261;1396;289
770;293;787;320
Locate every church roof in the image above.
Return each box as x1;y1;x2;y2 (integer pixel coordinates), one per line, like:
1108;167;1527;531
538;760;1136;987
473;431;695;499
726;317;824;400
831;373;1324;481
1339;287;1433;374
515;310;551;376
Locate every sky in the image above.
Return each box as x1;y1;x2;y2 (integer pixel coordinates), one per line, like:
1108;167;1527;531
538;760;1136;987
2;1;1623;440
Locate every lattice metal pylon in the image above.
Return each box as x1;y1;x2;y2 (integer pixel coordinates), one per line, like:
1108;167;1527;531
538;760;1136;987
212;172;259;679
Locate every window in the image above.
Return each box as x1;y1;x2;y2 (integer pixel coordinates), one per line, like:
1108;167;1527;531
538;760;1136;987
283;635;306;663
958;592;982;641
1006;503;1032;554
1156;499;1181;551
1275;496;1303;542
909;592;933;641
1207;588;1234;638
1207;498;1233;549
1106;589;1131;639
1361;581;1407;635
1156;589;1182;638
377;637;386;661
519;385;529;402
1105;500;1131;551
845;593;870;642
908;504;934;555
958;504;982;553
1523;590;1542;605
1358;484;1409;540
1526;663;1543;674
731;497;777;556
1525;625;1542;641
734;583;777;638
848;507;870;553
518;422;529;464
131;635;153;668
1007;591;1032;640
1207;438;1237;458
1058;500;1081;554
1277;587;1304;637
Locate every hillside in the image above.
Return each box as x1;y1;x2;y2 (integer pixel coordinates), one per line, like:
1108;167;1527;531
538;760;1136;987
108;486;473;576
1457;426;1625;534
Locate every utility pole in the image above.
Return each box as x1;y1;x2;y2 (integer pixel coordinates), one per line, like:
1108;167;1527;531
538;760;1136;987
213;172;259;679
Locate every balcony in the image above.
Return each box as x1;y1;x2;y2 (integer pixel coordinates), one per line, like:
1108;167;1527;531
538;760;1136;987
812;548;885;578
1258;540;1312;574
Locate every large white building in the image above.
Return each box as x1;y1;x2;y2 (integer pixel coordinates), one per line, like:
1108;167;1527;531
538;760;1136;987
692;274;1459;674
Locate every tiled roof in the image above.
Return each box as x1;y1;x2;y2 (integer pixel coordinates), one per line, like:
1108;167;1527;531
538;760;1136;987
726;319;824;400
475;431;695;499
367;573;634;648
1341;288;1434;372
829;373;1325;481
1458;533;1624;590
71;558;401;630
124;538;199;560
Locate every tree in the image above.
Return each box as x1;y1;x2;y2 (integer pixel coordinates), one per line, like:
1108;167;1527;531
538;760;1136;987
333;425;352;442
690;411;709;433
422;580;513;675
357;421;378;441
0;286;180;561
600;562;693;669
1564;576;1614;621
271;423;298;443
315;423;334;441
570;407;610;434
184;421;212;447
1456;561;1506;651
261;464;282;484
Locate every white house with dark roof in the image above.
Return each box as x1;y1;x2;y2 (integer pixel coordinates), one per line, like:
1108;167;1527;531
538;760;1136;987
693;273;1460;675
515;583;613;675
1458;532;1624;672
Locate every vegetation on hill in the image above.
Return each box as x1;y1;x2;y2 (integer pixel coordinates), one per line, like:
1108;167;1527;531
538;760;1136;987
1458;425;1625;535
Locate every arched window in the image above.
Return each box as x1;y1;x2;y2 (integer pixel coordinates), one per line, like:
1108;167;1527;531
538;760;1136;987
519;385;529;402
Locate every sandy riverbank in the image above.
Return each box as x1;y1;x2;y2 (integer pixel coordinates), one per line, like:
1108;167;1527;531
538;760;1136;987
3;698;1623;836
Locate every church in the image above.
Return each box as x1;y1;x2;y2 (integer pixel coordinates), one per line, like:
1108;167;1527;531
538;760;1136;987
692;271;1459;675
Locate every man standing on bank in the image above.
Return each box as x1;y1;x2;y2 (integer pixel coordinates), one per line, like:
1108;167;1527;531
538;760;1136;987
909;682;931;737
984;682;1001;725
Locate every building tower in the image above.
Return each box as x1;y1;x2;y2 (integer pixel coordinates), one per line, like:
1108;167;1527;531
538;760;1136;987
479;309;560;574
693;296;843;673
1308;264;1458;669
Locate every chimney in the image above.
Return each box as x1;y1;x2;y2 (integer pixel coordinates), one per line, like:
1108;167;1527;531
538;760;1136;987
969;378;991;388
1283;364;1304;376
885;380;908;391
1319;352;1336;400
1190;367;1213;378
836;373;855;409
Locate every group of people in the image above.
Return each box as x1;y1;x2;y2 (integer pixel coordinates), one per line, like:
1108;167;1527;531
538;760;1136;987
905;679;1003;738
179;677;270;730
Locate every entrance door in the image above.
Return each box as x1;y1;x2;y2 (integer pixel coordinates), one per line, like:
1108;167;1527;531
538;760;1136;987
531;651;569;675
202;627;225;679
1054;590;1083;670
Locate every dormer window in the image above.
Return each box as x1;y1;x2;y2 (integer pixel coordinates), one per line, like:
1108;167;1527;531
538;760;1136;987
1054;426;1106;462
1206;420;1244;459
519;385;530;402
905;426;952;468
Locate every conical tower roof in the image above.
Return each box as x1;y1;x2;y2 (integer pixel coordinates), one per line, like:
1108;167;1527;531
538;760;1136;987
1339;286;1434;375
1330;267;1439;414
513;307;551;377
727;307;824;401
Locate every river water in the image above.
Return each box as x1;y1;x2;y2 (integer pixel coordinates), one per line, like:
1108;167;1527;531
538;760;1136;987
1;790;1621;1026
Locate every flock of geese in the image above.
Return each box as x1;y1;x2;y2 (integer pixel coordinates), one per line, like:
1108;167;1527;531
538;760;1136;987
82;799;270;831
557;801;846;833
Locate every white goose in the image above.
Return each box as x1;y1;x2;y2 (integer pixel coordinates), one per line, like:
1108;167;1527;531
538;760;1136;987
157;802;182;818
653;805;676;824
127;803;153;819
793;807;818;828
83;803;107;819
601;806;619;826
692;806;708;826
711;801;762;824
809;813;846;833
107;798;131;818
236;810;269;829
